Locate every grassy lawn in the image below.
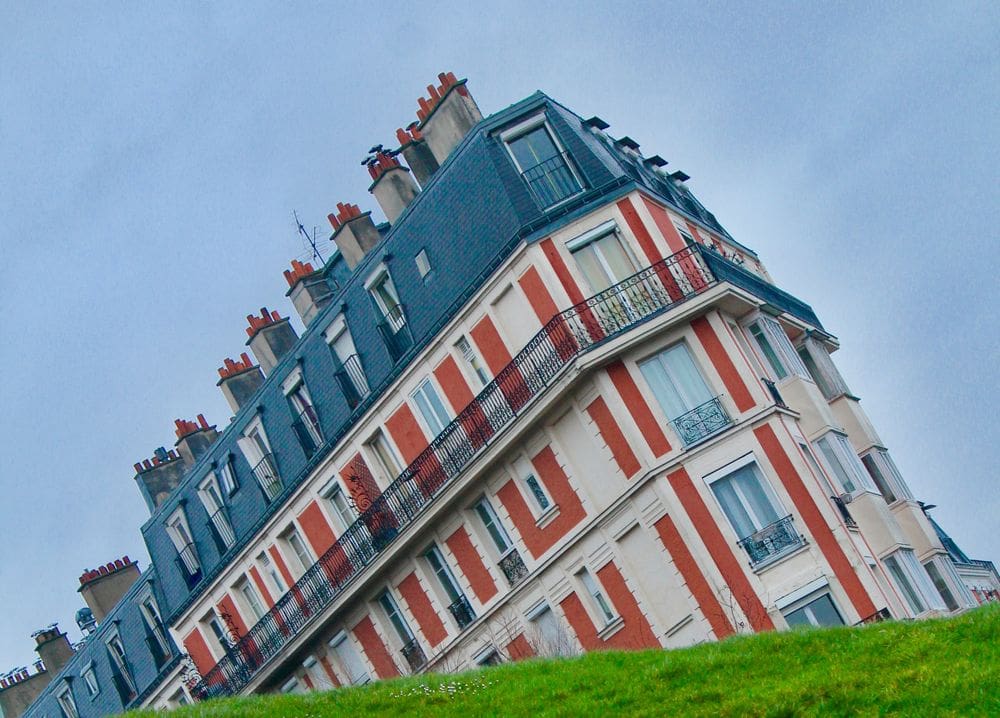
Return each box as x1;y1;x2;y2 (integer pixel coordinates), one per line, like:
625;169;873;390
134;605;999;717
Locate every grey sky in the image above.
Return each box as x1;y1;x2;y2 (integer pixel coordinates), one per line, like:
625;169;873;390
1;1;997;671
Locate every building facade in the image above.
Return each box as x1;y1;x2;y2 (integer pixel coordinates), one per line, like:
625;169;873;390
19;74;999;717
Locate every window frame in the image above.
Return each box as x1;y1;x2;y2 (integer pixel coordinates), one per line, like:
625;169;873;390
377;590;415;645
813;432;877;496
411;376;453;437
474;497;512;556
513;456;553;518
138;590;172;663
325;315;371;402
165;507;200;574
577;567;617;627
704;454;787;541
329;631;371;685
321;480;358;533
281;525;314;577
365;429;403;483
455;335;490;387
424;543;466;606
237;579;268;623
81;665;99;698
741;314;809;382
217;454;239;497
500;113;584;210
779;588;845;628
198;472;236;550
415;248;432;280
104;628;136;697
566;220;642;292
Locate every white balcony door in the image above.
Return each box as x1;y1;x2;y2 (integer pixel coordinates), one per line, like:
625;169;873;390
570;229;639;293
639;343;713;420
709;462;782;540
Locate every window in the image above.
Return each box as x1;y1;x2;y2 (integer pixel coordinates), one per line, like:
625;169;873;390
377;591;414;644
82;666;99;697
139;593;171;669
57;684;79;718
568;222;640;292
798;441;837;498
884;548;945;615
578;568;616;626
743;316;809;382
217;455;238;496
923;559;959;612
425;544;474;628
237;580;268;622
280;677;302;694
814;433;876;495
474;646;503;667
237;421;281;502
205;612;232;656
795;337;851;400
366;430;402;482
105;631;136;702
860;449;913;504
259;553;286;595
526;602;573;657
781;591;845;628
368;270;411;360
639;343;728;446
504;118;583;208
282;527;314;576
474;498;512;555
411;378;452;436
323;482;357;533
198;473;236;550
797;346;835;398
455;336;490;387
514;457;551;515
415;248;431;279
329;632;371;685
326;318;370;406
671;219;697;247
166;508;200;579
286;377;323;457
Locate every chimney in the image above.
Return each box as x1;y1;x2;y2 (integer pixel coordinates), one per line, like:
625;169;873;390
365;147;420;223
77;557;141;623
414;72;482;167
217;352;265;413
245;307;298;375
133;447;187;512
32;625;74;677
328;202;382;270
174;414;219;466
284;260;332;326
396;124;439;187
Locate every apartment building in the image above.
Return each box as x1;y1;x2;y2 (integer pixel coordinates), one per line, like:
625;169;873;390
19;74;998;717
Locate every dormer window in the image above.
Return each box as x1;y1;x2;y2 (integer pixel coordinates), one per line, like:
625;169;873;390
366;267;412;361
166;507;201;587
284;371;323;459
237;420;282;502
325;316;370;409
502;116;583;209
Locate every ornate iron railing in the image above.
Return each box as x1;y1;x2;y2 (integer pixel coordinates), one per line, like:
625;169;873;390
736;515;803;567
854;607;892;626
671;397;731;446
521;152;583;208
762;378;787;408
400;639;426;672
334;354;369;409
377;305;412;361
831;495;857;528
251;454;282;502
498;549;529;587
191;245;717;699
448;595;476;629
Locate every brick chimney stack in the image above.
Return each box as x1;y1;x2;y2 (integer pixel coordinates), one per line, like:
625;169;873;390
414;73;482;167
284;259;332;326
328;202;382;270
174;414;219;466
77;557;141;623
365;146;420;223
133;446;187;512
245;307;298;375
32;626;74;678
396;123;438;187
217;352;265;413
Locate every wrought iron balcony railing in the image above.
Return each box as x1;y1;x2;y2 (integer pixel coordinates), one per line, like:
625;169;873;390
521;152;583;208
191;246;718;699
377;305;413;362
762;378;787;408
831;495;858;528
736;515;803;567
671;396;732;447
251;454;282;503
400;638;426;672
498;549;529;588
854;607;892;626
448;595;476;629
334;354;369;409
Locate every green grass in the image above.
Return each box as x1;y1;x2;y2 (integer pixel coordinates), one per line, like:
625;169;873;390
135;605;1000;717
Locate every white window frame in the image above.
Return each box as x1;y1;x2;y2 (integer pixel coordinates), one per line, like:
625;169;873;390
411;376;452;437
105;629;135;694
424;543;466;607
198;472;236;549
138;591;171;661
237;579;267;623
284;370;323;449
203;611;232;658
238;418;281;501
455;335;490;387
778;583;845;628
279;677;301;694
500;113;584;209
883;548;946;615
513;456;553;518
577;567;617;627
325;315;370;399
474;497;512;556
366;429;402;483
704;453;787;539
365;266;406;331
565;220;643;292
56;683;79;718
166;507;200;574
281;526;314;576
377;590;415;645
258;552;286;595
81;664;99;697
217;454;239;496
321;479;358;533
860;448;913;504
813;432;877;495
742;314;809;382
329;631;371;685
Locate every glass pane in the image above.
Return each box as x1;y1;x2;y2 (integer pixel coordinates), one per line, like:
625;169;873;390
862;454;896;503
572;243;613;292
817;437;856;493
476;501;510;553
509;126;560;170
593;232;638;283
711;475;756;539
640;344;712;420
923;560;958;611
731;465;781;527
750;323;788;379
885;556;925;614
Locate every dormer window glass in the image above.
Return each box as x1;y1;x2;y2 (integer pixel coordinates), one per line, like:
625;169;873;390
367;269;412;361
503;117;583;209
237;421;281;502
166;508;200;583
326;317;370;408
285;374;323;458
198;473;236;551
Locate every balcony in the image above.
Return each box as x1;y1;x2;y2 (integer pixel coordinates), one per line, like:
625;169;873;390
190;246;826;699
377;305;413;362
447;595;476;629
292;406;323;459
498;549;529;587
521;152;583;208
736;515;804;568
762;378;787;408
334;354;369;409
671;397;732;447
400;639;426;672
251;454;282;502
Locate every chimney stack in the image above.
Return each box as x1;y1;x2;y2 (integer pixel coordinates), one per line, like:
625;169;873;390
174;414;219;466
365;147;420;223
328;202;382;270
77;557;141;623
245;307;298;375
32;625;73;677
133;447;187;512
396;124;439;187
217;352;265;413
284;260;332;326
414;73;482;167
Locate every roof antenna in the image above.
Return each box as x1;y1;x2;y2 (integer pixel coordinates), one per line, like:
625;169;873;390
293;210;324;264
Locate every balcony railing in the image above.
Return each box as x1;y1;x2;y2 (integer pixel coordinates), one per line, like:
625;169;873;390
854;607;892;626
400;639;426;672
175;543;201;589
498;549;529;588
191;246;719;699
448;595;476;629
736;515;804;568
334;354;369;409
831;495;858;528
671;397;732;446
521;152;583;208
762;378;787;408
251;454;282;503
207;508;236;552
292;406;323;459
377;305;413;361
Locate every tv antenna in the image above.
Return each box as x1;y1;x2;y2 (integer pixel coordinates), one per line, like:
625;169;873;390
293;210;324;264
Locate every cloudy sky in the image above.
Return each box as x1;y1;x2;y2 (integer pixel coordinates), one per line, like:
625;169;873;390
1;1;997;671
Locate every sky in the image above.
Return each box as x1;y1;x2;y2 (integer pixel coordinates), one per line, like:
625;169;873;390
1;1;997;672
